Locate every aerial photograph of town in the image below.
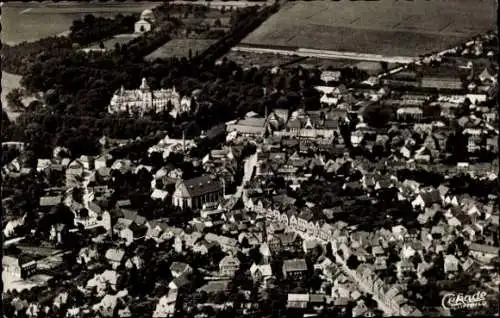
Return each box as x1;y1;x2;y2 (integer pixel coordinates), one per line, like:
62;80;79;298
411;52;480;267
1;0;498;317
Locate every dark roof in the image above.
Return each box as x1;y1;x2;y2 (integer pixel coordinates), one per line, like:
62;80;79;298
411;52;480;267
420;190;442;205
181;175;223;197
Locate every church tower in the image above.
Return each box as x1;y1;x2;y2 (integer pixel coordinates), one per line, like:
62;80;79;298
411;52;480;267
140;77;150;91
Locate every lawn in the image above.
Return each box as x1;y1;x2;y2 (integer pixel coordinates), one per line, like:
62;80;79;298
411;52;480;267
86;33;140;50
2;1;158;45
242;0;496;57
145;39;217;60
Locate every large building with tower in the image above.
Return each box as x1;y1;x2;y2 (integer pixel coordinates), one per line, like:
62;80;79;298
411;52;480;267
108;78;192;117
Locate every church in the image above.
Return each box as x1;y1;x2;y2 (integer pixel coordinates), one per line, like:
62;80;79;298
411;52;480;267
108;78;192;117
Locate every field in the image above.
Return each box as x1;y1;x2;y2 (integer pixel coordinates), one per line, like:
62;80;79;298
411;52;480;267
1;1;159;45
241;0;497;58
145;39;217;60
86;34;140;51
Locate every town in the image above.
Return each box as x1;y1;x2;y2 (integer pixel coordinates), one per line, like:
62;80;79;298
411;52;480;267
1;1;499;317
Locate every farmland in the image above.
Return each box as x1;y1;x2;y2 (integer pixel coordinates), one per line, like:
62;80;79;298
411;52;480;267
146;39;217;60
85;34;140;51
1;1;159;45
241;0;497;58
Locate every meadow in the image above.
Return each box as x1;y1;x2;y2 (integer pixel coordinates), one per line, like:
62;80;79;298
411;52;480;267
145;39;218;60
242;0;497;57
86;34;140;51
1;1;158;45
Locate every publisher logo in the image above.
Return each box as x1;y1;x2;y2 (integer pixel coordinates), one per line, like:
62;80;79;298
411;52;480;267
442;291;488;310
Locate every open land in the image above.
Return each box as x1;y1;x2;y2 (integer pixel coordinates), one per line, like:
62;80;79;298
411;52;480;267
146;39;218;61
85;34;140;51
240;0;497;58
1;72;23;121
1;1;159;45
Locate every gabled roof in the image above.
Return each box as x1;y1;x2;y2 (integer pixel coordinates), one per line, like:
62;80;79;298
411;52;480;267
105;248;125;263
418;190;442;205
177;175;223;198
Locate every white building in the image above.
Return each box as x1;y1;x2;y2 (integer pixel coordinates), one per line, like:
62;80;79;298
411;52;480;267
134;9;154;33
108;78;192;117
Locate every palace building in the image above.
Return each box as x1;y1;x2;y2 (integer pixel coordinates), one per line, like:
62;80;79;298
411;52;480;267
108;78;192;117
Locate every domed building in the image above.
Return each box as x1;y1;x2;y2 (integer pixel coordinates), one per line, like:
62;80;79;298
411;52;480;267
135;9;155;34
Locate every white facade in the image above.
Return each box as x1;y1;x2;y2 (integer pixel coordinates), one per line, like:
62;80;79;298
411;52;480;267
108;78;191;117
134;20;152;33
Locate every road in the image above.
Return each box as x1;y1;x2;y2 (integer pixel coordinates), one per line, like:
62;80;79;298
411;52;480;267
232;46;416;64
235;151;258;198
160;1;273;7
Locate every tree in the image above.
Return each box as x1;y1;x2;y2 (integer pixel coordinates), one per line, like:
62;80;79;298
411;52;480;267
346;255;360;270
6;88;25;111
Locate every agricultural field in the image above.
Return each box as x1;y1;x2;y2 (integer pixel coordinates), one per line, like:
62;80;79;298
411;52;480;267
1;1;158;45
85;34;140;51
145;39;217;60
241;0;497;58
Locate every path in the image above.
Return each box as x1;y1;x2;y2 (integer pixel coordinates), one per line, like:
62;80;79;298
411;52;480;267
234;152;258;199
232;46;416;64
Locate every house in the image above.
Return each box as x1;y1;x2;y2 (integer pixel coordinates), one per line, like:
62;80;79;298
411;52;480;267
219;255;240;277
320;70;341;84
118;306;132;318
396;259;414;280
287;293;309;309
172;175;224;209
444;254;460;273
226;117;268;137
92;294;118;317
39;195;62;209
250;263;273;282
421;76;463;90
168;274;191;291
278;231;304;253
282;258;308;279
170;262;192;278
3;255;37;279
468;243;499;263
197;280;231;294
153;291;178;318
105;248;125;269
94;154;113;170
412;190;442;210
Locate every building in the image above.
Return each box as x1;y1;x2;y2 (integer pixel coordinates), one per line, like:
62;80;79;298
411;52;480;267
108;78;191;117
320;70;341;84
135;9;154;33
278;109;341;139
3;255;37;279
172;175;224;209
421;76;463;90
382;71;420;88
219;255;241;277
396;107;423;121
282;258;308;279
226;117;268;137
